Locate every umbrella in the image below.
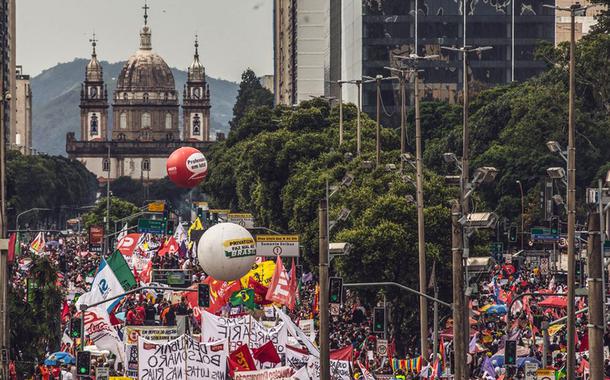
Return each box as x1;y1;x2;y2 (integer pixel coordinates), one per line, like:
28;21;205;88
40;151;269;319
44;352;75;366
490;354;504;367
517;357;541;368
538;296;567;308
485;304;508;315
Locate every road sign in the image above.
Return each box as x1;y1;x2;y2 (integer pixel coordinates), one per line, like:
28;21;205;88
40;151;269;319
536;369;554;380
227;213;254;228
137;218;166;234
531;227;559;242
147;201;165;212
540;258;549;275
330;303;340;316
256;235;300;257
88;225;104;253
524;362;539;380
376;339;388;357
95;367;109;380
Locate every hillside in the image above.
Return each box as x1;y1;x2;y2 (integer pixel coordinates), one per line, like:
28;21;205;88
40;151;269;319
31;58;238;155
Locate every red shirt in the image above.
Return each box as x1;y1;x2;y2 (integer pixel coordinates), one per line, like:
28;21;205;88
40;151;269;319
136;306;146;324
126;310;142;325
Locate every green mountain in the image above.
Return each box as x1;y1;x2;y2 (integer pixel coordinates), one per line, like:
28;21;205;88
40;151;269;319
31;58;238;155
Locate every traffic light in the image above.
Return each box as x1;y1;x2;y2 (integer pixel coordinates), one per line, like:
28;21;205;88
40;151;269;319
329;277;343;304
373;307;385;333
508;225;518;243
76;351;91;376
551;217;560;236
166;220;175;235
197;207;204;220
505;340;517;366
198;283;210;307
70;318;81;339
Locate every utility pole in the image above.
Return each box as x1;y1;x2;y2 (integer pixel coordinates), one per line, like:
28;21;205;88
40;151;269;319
414;70;428;360
337;79;362;156
451;200;465;380
400;73;406;155
105;144;111;255
441;45;492;368
587;212;603;380
375;75;381;167
0;91;10;379
318;199;330;380
338;82;343;146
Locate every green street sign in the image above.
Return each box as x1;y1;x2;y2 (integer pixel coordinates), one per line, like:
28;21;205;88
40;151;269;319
490;242;504;254
137;218;166;234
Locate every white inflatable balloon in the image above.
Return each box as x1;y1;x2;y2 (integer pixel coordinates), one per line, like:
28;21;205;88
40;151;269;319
197;222;257;281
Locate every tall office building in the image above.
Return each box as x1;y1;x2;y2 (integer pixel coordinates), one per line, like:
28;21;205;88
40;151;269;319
0;0;16;146
13;66;31;155
342;0;556;114
273;0;342;105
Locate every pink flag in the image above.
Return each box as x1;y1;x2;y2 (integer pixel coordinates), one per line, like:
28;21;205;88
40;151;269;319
265;256;293;307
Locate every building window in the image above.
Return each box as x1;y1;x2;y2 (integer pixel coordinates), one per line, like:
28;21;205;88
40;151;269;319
141;113;151;129
165;113;172;129
166;133;173;141
143;93;149;102
142;158;151;172
117;133;126;140
120;112;127;129
141;130;151;140
102;158;110;172
164;92;169;100
123;92;128;100
90;113;99;136
192;114;201;136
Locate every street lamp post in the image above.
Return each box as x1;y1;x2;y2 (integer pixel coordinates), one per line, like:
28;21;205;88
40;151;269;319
16;208;52;231
390;53;439;361
542;3;587;377
363;75;397;167
516;180;525;251
441;44;492;378
337;80;363;156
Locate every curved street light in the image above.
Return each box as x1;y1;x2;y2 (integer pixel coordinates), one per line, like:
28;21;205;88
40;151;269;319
16;207;51;230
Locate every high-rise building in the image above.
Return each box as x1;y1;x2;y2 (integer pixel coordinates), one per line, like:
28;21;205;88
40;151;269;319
342;0;556;114
66;4;213;182
555;0;605;44
13;66;31;155
1;0;16;147
273;0;342;105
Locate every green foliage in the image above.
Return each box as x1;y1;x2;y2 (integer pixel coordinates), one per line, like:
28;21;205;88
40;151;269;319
6;151;97;229
227;68;274;139
10;257;63;375
82;197;140;228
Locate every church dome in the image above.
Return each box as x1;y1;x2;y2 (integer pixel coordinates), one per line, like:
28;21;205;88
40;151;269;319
86;36;103;82
116;50;176;92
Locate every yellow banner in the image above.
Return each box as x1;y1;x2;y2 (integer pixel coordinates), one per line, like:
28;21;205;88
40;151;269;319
240;260;276;288
147;201;165;212
548;324;564;336
256;235;299;242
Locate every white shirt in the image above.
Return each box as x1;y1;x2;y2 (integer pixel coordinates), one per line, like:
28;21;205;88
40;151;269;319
62;370;73;380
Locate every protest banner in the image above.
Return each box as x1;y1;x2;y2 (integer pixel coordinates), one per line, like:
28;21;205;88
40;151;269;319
298;319;315;342
81;307;125;365
233;366;294;380
125;326;179;378
286;345;309;370
201;311;287;354
306;346;352;380
138;335;226;380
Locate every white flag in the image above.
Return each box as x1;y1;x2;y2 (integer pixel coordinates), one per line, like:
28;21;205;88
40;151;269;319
75;258;126;312
82;306;125;365
173;222;188;244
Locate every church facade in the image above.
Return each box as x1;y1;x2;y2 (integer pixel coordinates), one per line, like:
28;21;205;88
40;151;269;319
66;4;213;183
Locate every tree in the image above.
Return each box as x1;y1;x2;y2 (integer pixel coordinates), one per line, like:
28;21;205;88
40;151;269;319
228;69;273;138
590;0;610;35
10;257;63;375
82;197;139;229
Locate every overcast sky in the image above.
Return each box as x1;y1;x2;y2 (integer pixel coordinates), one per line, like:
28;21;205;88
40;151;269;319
17;0;274;82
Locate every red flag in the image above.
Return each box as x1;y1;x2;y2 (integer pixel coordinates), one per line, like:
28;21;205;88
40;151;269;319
248;277;272;305
60;301;70;323
579;332;589;352
204;276;242;314
265;256;293;306
139;260;153;284
252;341;281;364
158;236;180;256
330;345;353;361
288;258;297;310
230;344;257;370
116;233;141;256
7;233;16;263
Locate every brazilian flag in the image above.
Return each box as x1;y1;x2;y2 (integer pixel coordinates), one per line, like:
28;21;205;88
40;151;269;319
230;289;256;310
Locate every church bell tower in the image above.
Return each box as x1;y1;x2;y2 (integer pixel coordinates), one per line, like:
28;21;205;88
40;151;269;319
182;36;211;141
79;34;108;141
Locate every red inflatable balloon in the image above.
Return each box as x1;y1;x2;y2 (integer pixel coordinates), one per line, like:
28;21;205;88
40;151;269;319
166;147;208;188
